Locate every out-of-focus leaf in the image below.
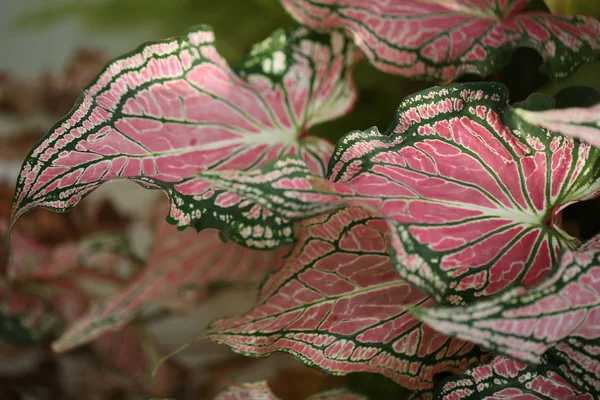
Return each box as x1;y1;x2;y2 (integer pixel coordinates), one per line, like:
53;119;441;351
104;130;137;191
52;202;288;353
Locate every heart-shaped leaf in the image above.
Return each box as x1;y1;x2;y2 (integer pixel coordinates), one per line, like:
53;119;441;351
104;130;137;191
280;0;600;82
52;210;288;353
194;82;600;304
436;355;594;400
515;86;600;148
412;233;600;392
11;25;357;248
199;207;484;392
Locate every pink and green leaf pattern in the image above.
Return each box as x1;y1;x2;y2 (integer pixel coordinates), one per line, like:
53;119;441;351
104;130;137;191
515;86;600;149
214;381;366;400
280;0;600;82
436;355;594;400
52;206;288;353
413;233;600;393
11;25;357;248
200;207;484;392
193;82;600;304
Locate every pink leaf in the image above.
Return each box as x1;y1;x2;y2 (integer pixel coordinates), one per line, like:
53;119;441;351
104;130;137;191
11;26;357;248
52;208;288;352
192;83;600;304
280;0;600;82
415;233;600;393
437;355;594;400
201;207;485;392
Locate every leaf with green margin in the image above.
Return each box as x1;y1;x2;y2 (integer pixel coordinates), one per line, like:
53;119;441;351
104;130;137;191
515;86;600;149
191;82;600;304
435;355;594;400
197;207;485;393
412;232;600;393
11;25;357;249
280;0;600;82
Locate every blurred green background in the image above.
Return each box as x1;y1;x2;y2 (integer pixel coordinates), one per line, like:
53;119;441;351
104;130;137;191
2;0;599;144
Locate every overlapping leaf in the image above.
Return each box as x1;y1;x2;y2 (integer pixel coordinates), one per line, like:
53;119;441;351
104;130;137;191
52;205;288;353
195;82;600;304
515;86;600;148
280;0;600;82
214;381;366;400
11;25;357;248
435;355;594;400
413;233;600;392
200;207;484;392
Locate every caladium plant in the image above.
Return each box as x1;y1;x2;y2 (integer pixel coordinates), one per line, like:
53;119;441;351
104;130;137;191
280;0;600;82
185;83;600;304
6;0;600;398
10;25;357;249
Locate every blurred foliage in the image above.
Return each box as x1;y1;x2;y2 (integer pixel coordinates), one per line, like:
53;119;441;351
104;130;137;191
545;0;600;18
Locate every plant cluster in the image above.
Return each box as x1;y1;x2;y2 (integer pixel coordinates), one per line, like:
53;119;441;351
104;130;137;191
5;0;600;398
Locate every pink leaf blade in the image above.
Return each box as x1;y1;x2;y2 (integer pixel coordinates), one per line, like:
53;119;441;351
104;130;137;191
11;25;357;249
280;0;600;82
201;207;486;392
414;233;600;392
52;217;288;353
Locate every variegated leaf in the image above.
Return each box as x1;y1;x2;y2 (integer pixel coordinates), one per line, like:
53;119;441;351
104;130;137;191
214;381;367;400
515;86;600;148
413;233;600;392
52;208;288;353
11;25;357;248
200;207;484;392
280;0;600;82
194;82;600;304
435;355;594;400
